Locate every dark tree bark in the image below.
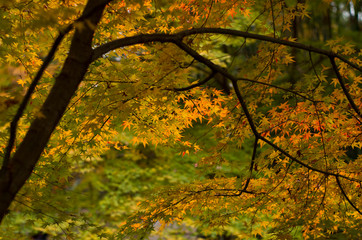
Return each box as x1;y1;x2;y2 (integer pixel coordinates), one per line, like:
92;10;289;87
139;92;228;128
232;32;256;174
0;0;108;223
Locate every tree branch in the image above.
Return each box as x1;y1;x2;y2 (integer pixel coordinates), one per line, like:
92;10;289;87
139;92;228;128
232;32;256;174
237;77;317;102
335;176;362;215
2;0;115;169
2;24;73;169
172;41;361;184
92;28;362;73
173;71;216;91
259;136;360;182
0;0;109;223
329;56;362;119
241;137;259;194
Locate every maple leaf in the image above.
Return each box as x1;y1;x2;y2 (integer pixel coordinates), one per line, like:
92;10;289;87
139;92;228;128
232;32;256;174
122;120;132;130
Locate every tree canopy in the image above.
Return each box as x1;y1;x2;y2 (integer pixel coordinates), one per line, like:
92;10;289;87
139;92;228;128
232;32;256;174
0;0;361;239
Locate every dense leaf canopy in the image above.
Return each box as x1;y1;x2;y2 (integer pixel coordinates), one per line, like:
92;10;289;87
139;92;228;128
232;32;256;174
0;0;361;239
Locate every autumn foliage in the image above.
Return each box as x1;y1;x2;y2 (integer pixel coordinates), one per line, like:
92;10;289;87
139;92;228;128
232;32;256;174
0;0;361;239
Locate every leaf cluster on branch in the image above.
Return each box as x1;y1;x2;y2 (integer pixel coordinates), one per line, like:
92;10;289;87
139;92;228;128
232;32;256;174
0;0;361;239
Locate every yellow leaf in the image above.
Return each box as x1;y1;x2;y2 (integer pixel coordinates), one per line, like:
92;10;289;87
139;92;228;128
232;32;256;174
122;120;132;130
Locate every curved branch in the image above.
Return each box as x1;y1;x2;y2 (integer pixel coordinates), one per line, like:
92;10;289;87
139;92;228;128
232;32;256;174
173;71;216;92
231;79;259;136
335;176;362;215
216;138;260;197
260;137;360;182
329;56;362;119
92;28;362;73
92;34;181;61
241;137;259;194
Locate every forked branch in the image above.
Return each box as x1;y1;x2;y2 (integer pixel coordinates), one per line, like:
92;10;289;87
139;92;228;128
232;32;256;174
173;41;361;185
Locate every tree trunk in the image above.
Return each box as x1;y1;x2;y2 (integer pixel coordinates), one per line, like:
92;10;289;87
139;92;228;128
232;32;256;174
0;0;107;223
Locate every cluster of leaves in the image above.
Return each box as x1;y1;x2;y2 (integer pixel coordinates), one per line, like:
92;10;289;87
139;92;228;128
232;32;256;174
0;0;361;239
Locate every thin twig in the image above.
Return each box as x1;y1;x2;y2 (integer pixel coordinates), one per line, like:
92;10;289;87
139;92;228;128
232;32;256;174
3;24;73;168
241;137;259;194
173;72;216;91
237;77;316;102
